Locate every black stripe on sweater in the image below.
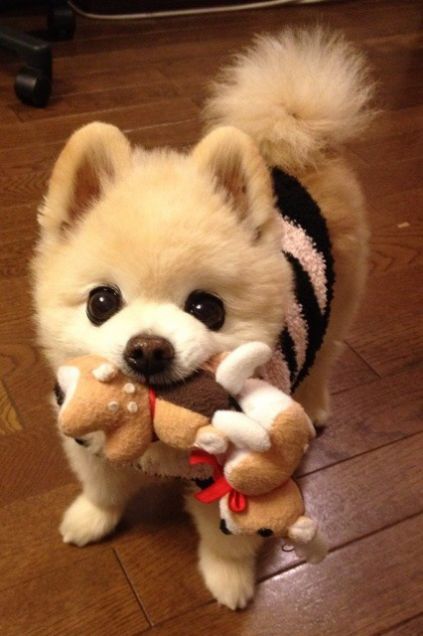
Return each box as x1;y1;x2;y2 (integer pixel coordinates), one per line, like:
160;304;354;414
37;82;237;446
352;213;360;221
272;166;336;390
280;327;297;387
283;251;326;391
272;167;335;326
272;167;333;273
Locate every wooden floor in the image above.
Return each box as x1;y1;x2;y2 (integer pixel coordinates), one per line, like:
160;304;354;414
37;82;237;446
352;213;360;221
0;1;422;634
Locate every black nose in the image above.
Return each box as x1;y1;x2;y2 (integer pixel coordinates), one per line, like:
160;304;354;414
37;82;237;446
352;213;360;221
124;335;175;376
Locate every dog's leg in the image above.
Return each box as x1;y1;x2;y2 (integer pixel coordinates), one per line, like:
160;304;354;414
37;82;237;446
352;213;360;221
186;495;263;610
60;436;143;547
294;339;343;427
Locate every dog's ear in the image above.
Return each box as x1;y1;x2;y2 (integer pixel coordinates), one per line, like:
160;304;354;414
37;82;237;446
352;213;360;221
192;126;276;241
39;122;132;236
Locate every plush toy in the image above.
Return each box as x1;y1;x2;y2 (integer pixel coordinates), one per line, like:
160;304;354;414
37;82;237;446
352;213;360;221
187;344;327;561
55;343;327;562
56;354;232;463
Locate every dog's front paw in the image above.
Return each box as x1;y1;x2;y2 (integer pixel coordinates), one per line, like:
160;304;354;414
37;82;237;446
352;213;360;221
199;546;255;610
60;494;121;547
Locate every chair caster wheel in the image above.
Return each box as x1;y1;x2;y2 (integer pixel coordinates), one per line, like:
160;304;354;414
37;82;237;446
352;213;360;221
15;67;51;107
48;4;76;41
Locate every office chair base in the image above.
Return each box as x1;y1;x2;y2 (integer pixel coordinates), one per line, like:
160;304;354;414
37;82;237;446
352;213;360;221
48;2;76;40
15;66;52;107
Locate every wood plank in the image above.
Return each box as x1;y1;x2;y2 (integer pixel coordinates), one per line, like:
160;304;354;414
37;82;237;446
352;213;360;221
369;188;423;231
329;344;378;395
11;81;180;123
382;614;423;635
363;187;423;277
358;156;423;206
352;130;423;165
369;222;423;277
0;480;181;590
0;205;38;279
347;266;423;377
0;379;22;434
358;107;423;144
0;122;202;209
1;433;421;622
0;550;149;636
115;434;423;623
0;422;73;507
0;484;93;591
261;432;423;578
301;365;422;474
115;514;202;625
0;98;199;149
147;515;423;636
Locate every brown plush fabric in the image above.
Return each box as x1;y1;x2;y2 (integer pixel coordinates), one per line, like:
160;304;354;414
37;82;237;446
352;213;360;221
225;402;313;496
155;370;231;418
153;400;210;449
225;479;304;536
58;356;152;463
57;357;232;464
104;411;152;463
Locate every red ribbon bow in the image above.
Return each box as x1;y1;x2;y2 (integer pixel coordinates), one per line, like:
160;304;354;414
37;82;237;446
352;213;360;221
190;449;247;513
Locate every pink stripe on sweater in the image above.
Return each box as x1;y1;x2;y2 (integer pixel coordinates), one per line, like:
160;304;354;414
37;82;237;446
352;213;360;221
279;217;328;312
261;348;290;394
286;300;308;374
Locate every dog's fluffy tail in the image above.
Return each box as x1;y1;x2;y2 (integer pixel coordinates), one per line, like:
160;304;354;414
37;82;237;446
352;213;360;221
203;27;376;172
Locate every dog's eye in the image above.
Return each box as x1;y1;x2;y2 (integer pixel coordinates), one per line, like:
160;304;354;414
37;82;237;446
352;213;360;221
184;290;225;331
87;286;122;326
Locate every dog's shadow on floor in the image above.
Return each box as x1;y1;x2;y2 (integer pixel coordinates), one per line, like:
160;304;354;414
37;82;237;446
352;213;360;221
115;478;189;540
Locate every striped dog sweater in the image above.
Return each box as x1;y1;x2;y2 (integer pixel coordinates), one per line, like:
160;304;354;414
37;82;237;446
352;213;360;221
263;168;335;395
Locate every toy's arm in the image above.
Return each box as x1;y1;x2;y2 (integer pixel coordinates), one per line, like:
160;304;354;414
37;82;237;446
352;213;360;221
215;342;272;396
194;411;271;455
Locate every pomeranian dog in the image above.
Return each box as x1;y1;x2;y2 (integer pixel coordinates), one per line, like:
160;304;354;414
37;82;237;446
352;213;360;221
31;27;374;609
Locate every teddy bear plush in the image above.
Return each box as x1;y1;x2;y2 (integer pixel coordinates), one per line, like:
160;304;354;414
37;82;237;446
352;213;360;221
55;343;327;562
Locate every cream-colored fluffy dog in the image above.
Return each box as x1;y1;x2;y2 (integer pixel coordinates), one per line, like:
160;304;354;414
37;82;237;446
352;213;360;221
32;27;373;609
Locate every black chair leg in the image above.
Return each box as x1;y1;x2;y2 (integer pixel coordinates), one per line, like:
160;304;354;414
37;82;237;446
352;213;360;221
48;0;76;41
0;25;52;107
0;1;75;107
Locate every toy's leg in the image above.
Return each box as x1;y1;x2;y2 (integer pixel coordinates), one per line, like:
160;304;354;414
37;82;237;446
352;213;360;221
286;516;328;564
186;494;263;610
60;435;144;546
211;411;270;451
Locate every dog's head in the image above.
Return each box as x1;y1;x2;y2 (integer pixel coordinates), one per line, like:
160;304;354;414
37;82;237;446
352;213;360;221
32;123;291;384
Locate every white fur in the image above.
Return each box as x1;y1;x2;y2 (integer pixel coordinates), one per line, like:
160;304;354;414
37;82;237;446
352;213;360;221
287;515;318;544
60;493;122;547
287;516;328;564
215;341;272;395
211;410;270;452
205;26;376;171
57;366;80;412
186;496;262;609
59;435;144;545
195;428;228;455
32;25;373;611
236;378;293;429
